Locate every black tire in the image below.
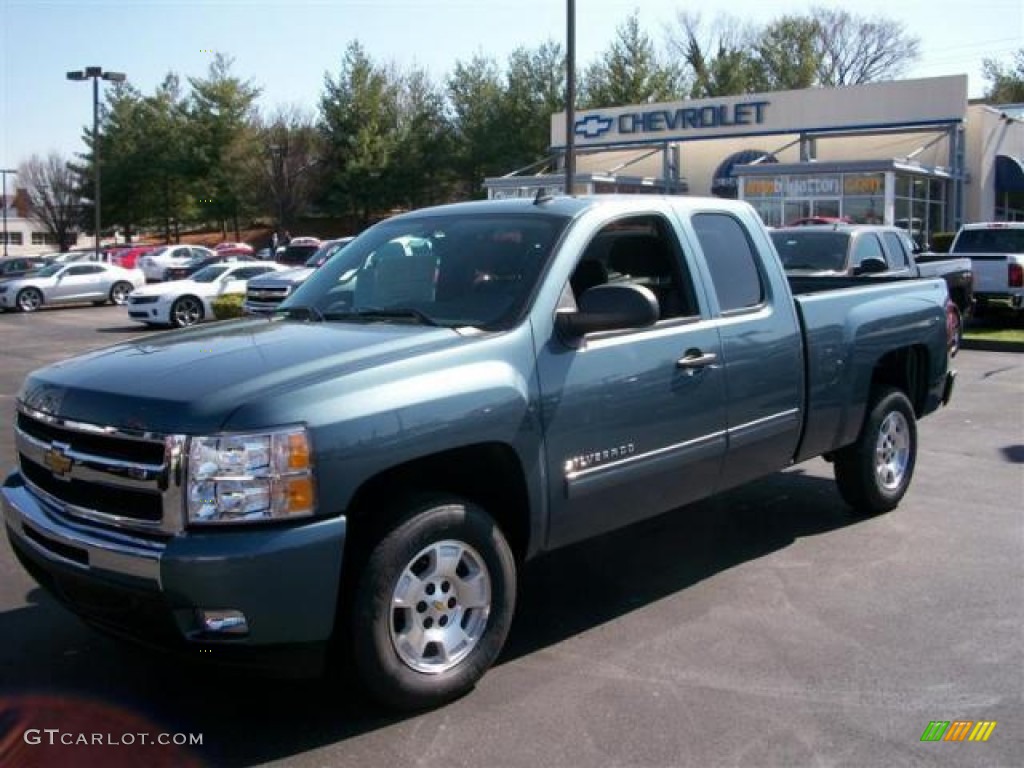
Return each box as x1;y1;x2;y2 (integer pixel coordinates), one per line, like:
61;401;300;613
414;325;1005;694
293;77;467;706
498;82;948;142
946;303;962;358
170;295;204;327
16;287;43;313
351;496;516;711
834;388;917;516
109;281;133;306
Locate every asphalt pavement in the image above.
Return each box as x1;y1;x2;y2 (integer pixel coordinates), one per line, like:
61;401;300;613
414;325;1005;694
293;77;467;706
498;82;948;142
0;304;1021;768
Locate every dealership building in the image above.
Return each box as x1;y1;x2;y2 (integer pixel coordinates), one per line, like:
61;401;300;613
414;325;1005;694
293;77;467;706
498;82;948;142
485;75;1024;240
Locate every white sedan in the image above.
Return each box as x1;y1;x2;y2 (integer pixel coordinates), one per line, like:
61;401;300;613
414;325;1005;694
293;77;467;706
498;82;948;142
138;244;215;282
0;262;145;312
126;262;285;327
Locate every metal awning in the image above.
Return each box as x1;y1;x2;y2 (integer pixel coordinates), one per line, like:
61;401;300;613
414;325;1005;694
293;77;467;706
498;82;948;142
995;154;1024;192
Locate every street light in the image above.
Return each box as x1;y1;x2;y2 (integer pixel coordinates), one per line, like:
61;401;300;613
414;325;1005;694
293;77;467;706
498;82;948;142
66;66;126;261
1;168;16;259
565;0;576;196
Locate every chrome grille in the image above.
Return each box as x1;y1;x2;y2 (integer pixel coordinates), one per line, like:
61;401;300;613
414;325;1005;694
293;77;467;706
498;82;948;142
15;405;185;535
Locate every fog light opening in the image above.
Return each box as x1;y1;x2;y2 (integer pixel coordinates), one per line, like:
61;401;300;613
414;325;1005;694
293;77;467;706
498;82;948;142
197;609;249;636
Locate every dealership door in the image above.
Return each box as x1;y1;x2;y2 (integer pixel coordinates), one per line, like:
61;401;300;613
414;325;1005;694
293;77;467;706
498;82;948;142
783;199;841;225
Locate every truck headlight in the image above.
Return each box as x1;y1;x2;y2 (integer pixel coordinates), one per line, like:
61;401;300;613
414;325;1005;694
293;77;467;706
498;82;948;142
186;427;315;524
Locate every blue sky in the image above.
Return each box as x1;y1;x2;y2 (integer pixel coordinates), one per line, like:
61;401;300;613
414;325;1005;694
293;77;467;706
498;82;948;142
1;0;1022;182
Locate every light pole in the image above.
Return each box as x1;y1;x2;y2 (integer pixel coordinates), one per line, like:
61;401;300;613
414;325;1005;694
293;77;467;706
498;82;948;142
1;168;16;258
66;66;126;261
565;0;576;196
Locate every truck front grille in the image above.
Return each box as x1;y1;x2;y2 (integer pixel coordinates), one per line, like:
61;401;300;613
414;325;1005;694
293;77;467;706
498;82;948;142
15;405;186;535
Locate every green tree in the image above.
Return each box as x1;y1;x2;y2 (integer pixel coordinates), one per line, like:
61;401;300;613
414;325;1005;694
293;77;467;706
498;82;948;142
580;11;682;108
319;41;402;225
753;15;819;91
671;12;760;98
447;55;507;198
504;42;566;165
983;49;1024;103
392;67;456;208
187;54;261;239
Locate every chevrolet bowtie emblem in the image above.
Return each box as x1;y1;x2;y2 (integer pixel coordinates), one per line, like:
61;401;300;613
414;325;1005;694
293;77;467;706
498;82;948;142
433;601;446;612
43;442;73;477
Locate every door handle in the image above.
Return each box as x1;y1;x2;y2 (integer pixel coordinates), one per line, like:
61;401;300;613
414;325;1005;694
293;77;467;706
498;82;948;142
676;349;718;369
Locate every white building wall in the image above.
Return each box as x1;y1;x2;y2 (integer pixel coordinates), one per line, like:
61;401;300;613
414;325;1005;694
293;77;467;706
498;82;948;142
963;105;1024;222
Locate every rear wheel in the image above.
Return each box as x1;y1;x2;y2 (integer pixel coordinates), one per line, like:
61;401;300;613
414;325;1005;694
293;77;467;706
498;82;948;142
109;281;133;306
170;295;204;327
16;288;43;313
834;388;917;516
350;496;516;711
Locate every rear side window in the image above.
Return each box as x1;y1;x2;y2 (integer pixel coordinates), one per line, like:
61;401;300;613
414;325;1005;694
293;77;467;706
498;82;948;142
693;213;764;312
882;232;910;267
851;234;885;267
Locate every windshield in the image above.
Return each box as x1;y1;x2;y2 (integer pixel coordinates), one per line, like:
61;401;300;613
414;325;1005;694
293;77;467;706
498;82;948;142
770;231;850;272
283;212;569;329
190;265;231;282
278;244;320;266
954;228;1024;253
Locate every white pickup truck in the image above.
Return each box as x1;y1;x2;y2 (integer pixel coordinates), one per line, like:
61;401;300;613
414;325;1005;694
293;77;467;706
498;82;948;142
948;222;1024;313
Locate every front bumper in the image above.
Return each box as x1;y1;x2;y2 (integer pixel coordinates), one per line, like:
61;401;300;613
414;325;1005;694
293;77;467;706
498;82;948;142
3;469;346;676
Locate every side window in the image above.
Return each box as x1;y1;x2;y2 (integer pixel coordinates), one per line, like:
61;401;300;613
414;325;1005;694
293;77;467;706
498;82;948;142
882;232;909;267
851;234;885;267
692;213;765;313
570;215;698;321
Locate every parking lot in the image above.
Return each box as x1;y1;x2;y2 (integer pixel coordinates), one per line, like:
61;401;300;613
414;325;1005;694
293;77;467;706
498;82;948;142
0;304;1021;768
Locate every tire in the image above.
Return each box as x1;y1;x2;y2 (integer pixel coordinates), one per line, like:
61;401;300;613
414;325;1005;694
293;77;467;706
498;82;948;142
16;288;43;313
351;496;516;711
834;388;917;516
170;295;204;327
109;281;133;306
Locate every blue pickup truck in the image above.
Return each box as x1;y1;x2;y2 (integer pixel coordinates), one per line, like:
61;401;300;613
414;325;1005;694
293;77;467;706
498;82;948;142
2;196;955;710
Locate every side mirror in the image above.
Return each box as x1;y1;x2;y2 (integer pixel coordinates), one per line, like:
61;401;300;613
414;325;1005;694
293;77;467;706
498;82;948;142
555;283;659;339
854;257;888;275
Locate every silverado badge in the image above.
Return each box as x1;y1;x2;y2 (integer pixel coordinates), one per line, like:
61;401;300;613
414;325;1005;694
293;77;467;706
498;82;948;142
43;442;73;478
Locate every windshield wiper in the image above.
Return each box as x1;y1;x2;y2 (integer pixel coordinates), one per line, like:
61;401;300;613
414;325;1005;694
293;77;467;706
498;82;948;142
277;305;324;322
324;306;439;326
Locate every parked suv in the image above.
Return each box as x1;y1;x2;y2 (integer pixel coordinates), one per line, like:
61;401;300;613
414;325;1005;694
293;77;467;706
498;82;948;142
245;237;353;314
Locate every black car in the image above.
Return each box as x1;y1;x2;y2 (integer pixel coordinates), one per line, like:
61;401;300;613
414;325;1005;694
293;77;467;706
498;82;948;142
0;256;52;280
162;253;255;282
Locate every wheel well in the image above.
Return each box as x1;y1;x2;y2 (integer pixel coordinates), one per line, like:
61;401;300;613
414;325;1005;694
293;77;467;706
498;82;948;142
174;294;204;312
344;442;531;564
869;345;929;415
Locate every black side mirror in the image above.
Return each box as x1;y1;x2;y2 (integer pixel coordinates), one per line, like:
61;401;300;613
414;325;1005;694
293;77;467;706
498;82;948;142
555;283;659;339
854;257;888;275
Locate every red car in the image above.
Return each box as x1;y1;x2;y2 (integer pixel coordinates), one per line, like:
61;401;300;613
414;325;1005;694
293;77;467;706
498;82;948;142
110;244;159;269
214;242;255;256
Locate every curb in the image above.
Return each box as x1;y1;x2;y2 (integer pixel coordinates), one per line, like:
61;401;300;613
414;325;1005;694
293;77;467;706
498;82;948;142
961;338;1024;353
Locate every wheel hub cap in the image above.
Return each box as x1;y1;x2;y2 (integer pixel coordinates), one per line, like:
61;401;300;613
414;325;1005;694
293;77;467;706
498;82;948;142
389;539;491;674
874;411;910;490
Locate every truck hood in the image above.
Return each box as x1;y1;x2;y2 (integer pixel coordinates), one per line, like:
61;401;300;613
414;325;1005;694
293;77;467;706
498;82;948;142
19;318;472;434
248;266;314;286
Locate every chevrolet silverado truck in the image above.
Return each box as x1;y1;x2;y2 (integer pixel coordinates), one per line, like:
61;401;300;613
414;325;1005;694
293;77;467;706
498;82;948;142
947;221;1024;314
2;196;956;711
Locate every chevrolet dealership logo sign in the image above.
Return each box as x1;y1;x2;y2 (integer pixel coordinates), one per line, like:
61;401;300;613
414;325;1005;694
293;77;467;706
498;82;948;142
574;115;613;139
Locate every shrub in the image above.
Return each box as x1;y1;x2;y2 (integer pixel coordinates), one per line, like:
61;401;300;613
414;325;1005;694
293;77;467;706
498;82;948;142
211;293;246;320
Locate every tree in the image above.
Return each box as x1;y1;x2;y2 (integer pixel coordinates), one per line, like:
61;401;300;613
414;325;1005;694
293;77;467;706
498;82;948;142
19;153;80;251
447;55;508;198
320;42;402;225
252;106;322;231
753;15;819;91
811;7;919;86
581;11;682;107
983;49;1024;103
504;42;566;164
188;54;262;239
669;12;760;98
392;67;456;208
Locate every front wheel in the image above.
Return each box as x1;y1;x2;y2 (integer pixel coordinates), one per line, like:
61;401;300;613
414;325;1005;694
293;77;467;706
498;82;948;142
16;288;43;312
351;497;516;711
109;281;133;306
170;295;204;327
834;388;917;516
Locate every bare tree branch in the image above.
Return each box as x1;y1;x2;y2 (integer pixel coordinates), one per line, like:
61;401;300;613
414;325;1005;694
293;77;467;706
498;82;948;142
18;153;80;252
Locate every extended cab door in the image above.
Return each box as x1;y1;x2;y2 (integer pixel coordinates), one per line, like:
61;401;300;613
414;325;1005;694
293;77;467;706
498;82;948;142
684;210;804;492
536;212;728;550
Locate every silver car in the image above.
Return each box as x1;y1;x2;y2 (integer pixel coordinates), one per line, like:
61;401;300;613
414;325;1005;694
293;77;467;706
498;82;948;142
0;262;146;312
